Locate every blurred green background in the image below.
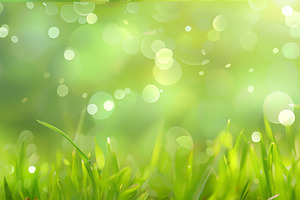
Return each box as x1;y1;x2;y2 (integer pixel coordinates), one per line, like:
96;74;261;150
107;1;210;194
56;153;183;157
0;1;300;166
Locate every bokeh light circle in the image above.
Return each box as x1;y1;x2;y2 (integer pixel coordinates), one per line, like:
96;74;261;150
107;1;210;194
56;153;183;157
251;131;261;143
142;84;160;103
88;92;114;120
278;109;295;126
282;42;299;59
213;15;228;31
48;27;59;39
263;91;294;124
153;60;182;86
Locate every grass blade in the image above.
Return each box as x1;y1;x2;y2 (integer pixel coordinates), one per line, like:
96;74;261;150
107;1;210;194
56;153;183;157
4;177;13;200
37;120;89;162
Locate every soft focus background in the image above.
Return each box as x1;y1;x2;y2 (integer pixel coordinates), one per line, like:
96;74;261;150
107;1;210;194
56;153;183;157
0;1;300;166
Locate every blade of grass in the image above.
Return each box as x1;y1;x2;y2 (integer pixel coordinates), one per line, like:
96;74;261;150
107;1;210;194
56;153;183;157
37;120;89;162
4;177;13;200
240;180;250;200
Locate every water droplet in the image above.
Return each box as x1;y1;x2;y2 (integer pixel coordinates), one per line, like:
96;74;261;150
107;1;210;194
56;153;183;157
0;26;8;38
103;100;114;111
273;48;279;54
127;2;139;14
225;63;231;68
82;93;88;99
5;165;14;175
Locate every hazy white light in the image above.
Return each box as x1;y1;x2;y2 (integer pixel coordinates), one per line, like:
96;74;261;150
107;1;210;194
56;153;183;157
273;48;279;54
103;100;114;111
282;6;293;16
278;109;295;126
82;93;88;99
26;2;34;9
248;85;254;93
185;25;192;32
124;88;131;94
28;166;36;174
0;26;8;38
87;104;97;115
249;68;254;72
282;42;299;59
64;49;75;60
57;84;69;97
252;131;261;143
225;63;231;68
142;84;160;103
11;36;18;43
86;13;97;24
199;71;204;76
156;48;173;64
114;89;125;99
48;27;59;39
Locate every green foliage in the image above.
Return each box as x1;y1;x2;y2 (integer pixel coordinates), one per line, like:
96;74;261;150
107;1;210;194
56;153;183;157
1;119;299;199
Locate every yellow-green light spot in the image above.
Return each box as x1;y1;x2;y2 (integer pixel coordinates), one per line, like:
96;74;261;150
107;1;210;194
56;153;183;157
278;109;295;126
86;13;97;24
213;15;228;32
26;2;34;9
87;104;97;115
64;49;75;60
282;5;293;16
142;84;160;103
282;42;299;59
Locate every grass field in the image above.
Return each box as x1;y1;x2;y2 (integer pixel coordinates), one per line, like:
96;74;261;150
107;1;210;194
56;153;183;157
0;116;298;200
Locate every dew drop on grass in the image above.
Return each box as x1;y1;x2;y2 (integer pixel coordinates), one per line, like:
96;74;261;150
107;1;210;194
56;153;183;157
142;84;160;103
278;109;295;126
28;166;36;173
251;131;261;143
48;27;59;39
57;84;69;97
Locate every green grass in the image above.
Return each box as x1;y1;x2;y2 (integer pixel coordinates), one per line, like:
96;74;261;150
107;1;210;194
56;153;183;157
1;118;298;199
